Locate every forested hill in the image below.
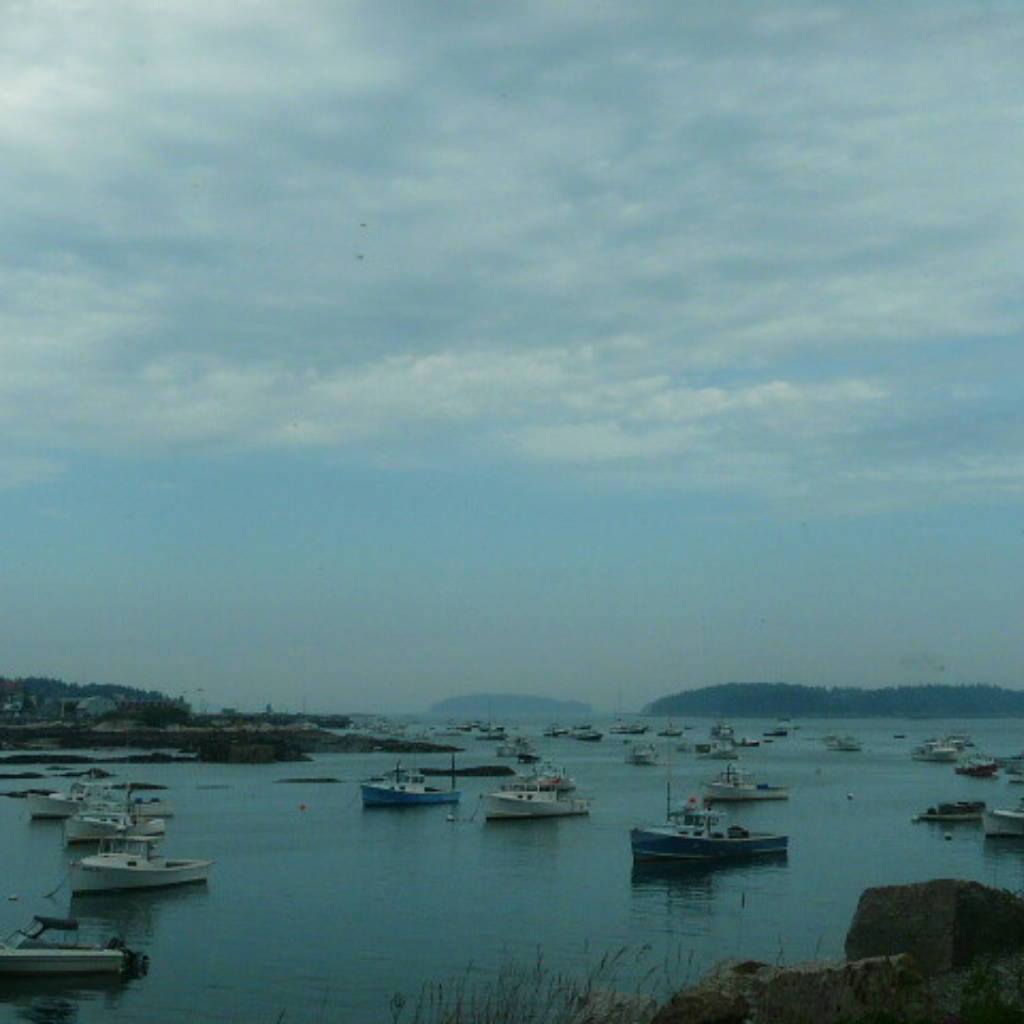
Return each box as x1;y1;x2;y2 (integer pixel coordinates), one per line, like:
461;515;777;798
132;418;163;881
2;675;172;705
644;683;1024;718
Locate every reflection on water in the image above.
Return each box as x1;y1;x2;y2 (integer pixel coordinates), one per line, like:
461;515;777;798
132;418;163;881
0;975;132;1024
69;883;209;939
630;853;789;904
981;835;1024;864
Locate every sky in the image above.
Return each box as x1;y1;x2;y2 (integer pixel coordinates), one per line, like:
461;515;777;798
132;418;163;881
2;2;1023;716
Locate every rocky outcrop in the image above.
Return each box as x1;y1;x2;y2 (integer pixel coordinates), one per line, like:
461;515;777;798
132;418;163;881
845;878;1024;974
650;955;924;1024
646;879;1024;1024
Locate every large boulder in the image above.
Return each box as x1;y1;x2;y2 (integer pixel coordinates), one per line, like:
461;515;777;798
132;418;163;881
650;955;924;1024
845;878;1024;974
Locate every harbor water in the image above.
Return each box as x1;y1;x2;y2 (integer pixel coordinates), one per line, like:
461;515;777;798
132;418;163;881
2;716;1024;1022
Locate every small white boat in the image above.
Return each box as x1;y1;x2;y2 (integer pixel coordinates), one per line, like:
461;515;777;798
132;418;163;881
701;764;788;802
26;780;118;820
695;739;739;760
70;836;212;894
65;809;166;845
911;738;960;763
528;762;576;793
496;736;538;762
624;742;658;766
26;781;174;820
0;916;148;977
824;734;863;752
982;799;1024;837
484;778;590;820
609;719;650;735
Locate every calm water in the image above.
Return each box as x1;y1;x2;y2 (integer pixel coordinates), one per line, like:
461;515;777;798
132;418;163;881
2;716;1024;1023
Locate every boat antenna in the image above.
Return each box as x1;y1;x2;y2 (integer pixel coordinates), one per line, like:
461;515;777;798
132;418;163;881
450;752;457;792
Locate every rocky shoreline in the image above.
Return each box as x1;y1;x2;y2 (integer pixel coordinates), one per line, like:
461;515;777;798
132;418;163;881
0;722;462;764
603;878;1024;1024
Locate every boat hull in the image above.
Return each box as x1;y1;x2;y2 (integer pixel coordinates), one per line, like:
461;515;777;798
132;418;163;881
361;786;460;807
630;826;788;860
65;816;165;844
982;810;1024;837
0;948;126;975
701;784;788;802
27;792;174;820
484;794;590;820
70;859;212;894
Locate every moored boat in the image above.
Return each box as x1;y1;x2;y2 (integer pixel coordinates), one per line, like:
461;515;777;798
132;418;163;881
955;755;999;778
624;742;659;766
542;724;570;738
824;734;863;752
64;809;166;845
27;781;174;820
360;764;460;807
913;800;986;823
695;738;738;760
528;762;576;792
483;778;590;820
609;719;650;736
701;764;788;802
0;916;148;977
70;836;213;894
911;738;960;763
631;798;788;861
982;799;1024;837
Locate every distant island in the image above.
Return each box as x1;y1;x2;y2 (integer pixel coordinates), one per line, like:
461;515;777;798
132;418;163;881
429;694;592;717
644;682;1024;718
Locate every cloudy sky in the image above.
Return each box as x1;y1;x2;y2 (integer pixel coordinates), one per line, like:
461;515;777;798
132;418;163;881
2;1;1023;715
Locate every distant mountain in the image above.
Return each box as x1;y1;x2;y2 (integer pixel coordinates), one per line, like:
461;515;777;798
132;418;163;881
644;682;1024;718
429;694;592;717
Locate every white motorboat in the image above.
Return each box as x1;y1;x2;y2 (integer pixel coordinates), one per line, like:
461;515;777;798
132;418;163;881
528;762;576;792
624;742;659;766
701;764;788;802
26;780;119;820
70;836;212;894
824;734;863;752
26;780;174;820
911;738;960;763
484;778;590;820
0;916;148;977
609;719;650;736
65;808;166;844
982;799;1024;837
695;738;739;760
